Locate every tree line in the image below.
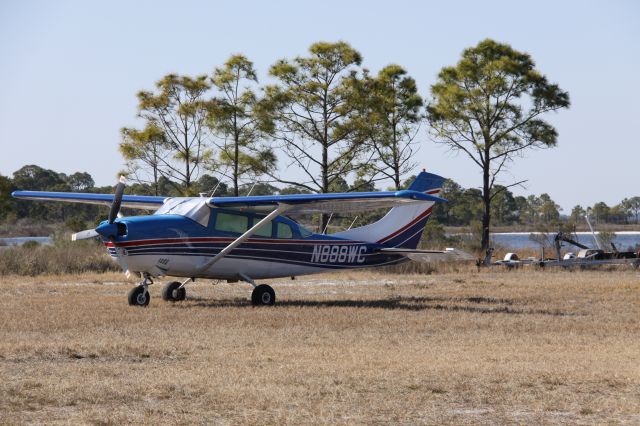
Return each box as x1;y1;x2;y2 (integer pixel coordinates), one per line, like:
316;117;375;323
3;39;574;251
2;164;639;233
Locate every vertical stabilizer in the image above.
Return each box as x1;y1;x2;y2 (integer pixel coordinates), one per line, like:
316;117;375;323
333;171;445;248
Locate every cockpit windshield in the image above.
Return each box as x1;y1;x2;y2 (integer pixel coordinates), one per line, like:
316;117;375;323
154;198;210;226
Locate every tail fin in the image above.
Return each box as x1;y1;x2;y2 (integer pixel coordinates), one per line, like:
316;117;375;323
334;171;445;249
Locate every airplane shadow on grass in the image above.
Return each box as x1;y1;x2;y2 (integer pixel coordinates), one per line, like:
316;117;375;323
180;295;574;316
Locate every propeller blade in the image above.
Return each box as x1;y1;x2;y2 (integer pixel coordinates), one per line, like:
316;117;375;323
108;176;126;224
71;229;99;241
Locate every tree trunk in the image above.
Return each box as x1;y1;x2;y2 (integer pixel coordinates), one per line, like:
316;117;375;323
481;168;491;262
153;167;158;196
233;111;239;197
320;142;329;233
184;128;191;193
481;143;491;264
321;89;329;234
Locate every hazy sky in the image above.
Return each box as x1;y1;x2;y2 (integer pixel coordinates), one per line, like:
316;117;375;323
1;0;638;210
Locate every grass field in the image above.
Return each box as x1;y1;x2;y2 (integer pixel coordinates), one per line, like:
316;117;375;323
1;269;638;424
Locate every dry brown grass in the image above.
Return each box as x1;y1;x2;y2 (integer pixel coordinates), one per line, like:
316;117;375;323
1;269;639;424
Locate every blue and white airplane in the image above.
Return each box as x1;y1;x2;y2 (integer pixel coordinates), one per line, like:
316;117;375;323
12;171;469;306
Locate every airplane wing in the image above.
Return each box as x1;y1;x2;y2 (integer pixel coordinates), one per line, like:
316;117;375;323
11;191;165;210
12;186;447;214
209;190;447;214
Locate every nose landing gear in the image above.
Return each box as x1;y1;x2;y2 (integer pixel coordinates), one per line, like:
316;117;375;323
128;274;152;307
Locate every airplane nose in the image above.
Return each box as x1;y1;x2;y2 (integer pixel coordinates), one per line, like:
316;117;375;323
96;221;128;240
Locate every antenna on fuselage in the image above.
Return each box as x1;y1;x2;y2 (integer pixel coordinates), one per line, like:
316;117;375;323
246;181;259;196
207;166;230;197
347;216;359;230
322;212;334;234
208;179;223;197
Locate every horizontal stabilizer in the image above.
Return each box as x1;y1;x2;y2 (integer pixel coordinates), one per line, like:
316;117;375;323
378;247;475;262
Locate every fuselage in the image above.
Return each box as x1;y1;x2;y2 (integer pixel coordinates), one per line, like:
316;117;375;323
103;204;406;280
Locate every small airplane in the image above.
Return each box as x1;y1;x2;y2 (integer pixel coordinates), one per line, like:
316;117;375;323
12;171;471;306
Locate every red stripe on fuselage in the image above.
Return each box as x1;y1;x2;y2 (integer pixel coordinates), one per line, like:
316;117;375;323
376;206;433;244
376;187;441;244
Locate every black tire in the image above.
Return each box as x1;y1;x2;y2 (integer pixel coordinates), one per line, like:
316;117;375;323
251;284;276;306
128;286;150;307
162;281;186;302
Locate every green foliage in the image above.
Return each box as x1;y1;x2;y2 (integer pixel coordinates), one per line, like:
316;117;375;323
193;174;229;196
236;182;279;196
621;197;640;223
65;217;89;233
590;202;610;224
279;186;312;195
356;64;424;189
21;240;40;249
597;230;616;248
569;205;586;225
433;180;483;226
207;55;276;196
67;172;95;191
427;39;570;250
539;193;561;223
132;73;213;193
422;219;447;243
261;41;367;194
0;174;15;220
120;124;168;195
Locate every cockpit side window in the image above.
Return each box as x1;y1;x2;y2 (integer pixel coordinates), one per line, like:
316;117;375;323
276;222;293;239
215;211;249;234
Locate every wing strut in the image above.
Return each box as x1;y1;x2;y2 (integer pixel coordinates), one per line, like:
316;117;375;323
194;203;291;275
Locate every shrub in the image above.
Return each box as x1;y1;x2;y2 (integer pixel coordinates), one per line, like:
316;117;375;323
0;240;119;276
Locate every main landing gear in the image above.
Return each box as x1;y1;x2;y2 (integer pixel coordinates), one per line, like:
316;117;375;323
251;284;276;306
239;273;275;306
162;281;186;302
127;274;276;307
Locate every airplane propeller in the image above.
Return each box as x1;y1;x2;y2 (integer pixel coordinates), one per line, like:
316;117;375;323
71;176;126;241
108;176;126;224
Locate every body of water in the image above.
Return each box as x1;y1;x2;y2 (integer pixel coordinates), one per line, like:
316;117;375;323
489;232;640;251
0;236;53;247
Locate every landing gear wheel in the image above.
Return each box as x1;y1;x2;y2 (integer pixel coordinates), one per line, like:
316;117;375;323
251;284;275;306
162;281;186;302
128;286;150;307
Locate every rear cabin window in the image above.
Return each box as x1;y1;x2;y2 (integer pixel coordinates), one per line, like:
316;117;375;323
215;212;248;234
276;222;293;239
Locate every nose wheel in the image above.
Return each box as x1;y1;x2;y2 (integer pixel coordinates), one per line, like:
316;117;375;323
251;284;275;306
128;274;152;307
128;285;150;306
